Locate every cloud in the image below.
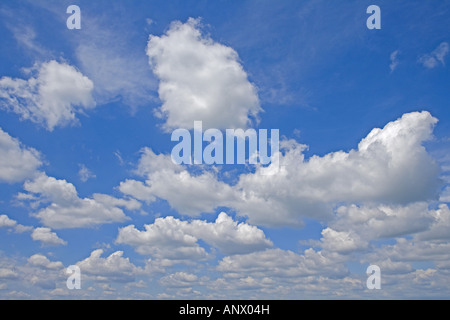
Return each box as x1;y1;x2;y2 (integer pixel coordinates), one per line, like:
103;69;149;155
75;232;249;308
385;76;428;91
0;127;42;183
390;50;400;72
117;212;272;259
147;18;261;130
0;60;95;131
119;148;237;215
78;164;96;182
217;248;348;279
0;214;32;234
232;111;441;226
27;254;63;270
31;227;67;246
0;215;17;228
118;111;441;227
22;173;132;229
159;272;205;288
76;249;138;283
419;42;449;68
116;216;209;262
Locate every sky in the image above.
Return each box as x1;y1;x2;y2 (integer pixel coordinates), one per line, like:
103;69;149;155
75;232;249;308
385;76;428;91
0;0;449;299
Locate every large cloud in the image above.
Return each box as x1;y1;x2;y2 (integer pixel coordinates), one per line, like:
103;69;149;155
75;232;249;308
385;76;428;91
0;128;42;183
147;18;261;130
22;173;138;229
119;111;442;227
116;212;273;259
0;60;95;131
232;111;442;226
119;147;237;215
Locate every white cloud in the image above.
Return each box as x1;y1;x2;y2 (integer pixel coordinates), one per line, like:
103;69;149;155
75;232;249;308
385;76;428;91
232;111;441;226
390;50;399;72
217;248;348;279
0;214;32;233
0;60;95;131
0;127;42;183
119;111;441;227
27;254;63;269
116;216;209;262
419;42;449;68
0;268;18;280
117;212;272;259
159;272;205;288
147;18;261;130
31;227;67;246
76;249;138;283
0;215;18;229
70;12;157;108
22;173;131;229
119;148;237;215
78;164;96;182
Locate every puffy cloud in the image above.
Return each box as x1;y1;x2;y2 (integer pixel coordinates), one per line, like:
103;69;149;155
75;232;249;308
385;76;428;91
147;18;261;130
31;227;67;246
116;216;209;262
217;248;348;279
159;272;205;288
233;111;441;226
119;111;441;227
22;173;132;229
419;42;449;69
319;228;367;254
0;215;18;229
27;254;63;270
0;127;41;183
0;60;95;131
117;212;272;259
0;214;32;233
331;202;435;240
119;148;237;215
76;249;138;283
0;268;18;280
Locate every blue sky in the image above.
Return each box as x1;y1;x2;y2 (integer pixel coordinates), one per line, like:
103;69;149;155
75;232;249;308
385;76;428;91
0;0;449;299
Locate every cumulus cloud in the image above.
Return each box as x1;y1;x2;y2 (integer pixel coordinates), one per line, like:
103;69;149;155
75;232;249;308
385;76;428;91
147;18;261;130
76;249;138;283
116;216;209;262
0;60;95;131
217;248;348;279
419;42;449;68
117;212;272;259
22;173;134;229
31;227;67;246
27;254;63;270
119;148;237;215
159;272;206;288
232;111;441;226
0;127;42;183
119;111;441;227
0;214;32;233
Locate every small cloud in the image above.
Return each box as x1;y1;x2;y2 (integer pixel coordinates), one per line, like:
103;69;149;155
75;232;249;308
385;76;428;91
114;150;125;166
390;50;400;73
419;42;449;69
78;164;96;182
31;227;67;246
